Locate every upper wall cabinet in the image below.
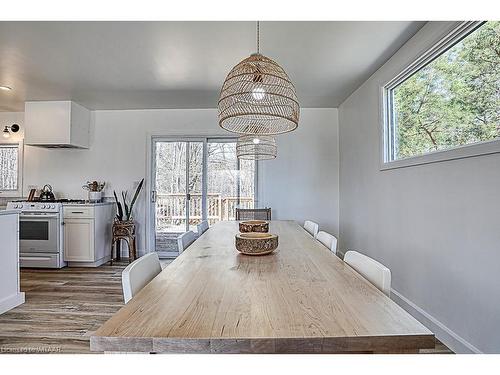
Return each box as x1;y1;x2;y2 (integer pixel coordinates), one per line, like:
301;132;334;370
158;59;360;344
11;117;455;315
24;101;90;149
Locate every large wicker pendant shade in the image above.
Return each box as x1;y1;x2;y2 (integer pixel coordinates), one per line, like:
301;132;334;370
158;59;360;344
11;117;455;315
236;135;277;160
218;23;300;135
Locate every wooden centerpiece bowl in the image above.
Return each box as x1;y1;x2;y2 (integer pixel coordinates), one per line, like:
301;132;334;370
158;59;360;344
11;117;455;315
239;220;269;233
235;232;278;256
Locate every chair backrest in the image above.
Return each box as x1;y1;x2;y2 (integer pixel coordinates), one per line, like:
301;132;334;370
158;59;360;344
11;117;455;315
122;252;162;303
303;220;319;237
344;251;391;297
177;231;197;253
197;220;209;235
315;231;338;254
235;208;271;221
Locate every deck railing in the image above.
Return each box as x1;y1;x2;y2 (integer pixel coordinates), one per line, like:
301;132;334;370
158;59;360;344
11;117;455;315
156;193;254;231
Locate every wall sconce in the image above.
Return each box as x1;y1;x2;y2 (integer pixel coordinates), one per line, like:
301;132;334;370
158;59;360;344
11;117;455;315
2;124;20;139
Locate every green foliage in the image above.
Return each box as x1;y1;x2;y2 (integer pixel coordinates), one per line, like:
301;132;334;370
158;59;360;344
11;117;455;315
393;21;500;159
129;179;144;216
113;178;144;221
113;191;123;221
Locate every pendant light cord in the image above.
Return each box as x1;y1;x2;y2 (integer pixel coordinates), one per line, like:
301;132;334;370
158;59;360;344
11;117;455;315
257;21;260;54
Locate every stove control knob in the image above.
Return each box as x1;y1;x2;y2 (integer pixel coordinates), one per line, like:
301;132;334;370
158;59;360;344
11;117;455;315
41;204;47;209
51;204;56;209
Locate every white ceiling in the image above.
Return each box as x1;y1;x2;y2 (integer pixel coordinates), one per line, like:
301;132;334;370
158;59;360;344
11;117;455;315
0;21;425;112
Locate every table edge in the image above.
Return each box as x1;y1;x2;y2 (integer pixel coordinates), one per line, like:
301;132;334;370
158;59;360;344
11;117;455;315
90;333;435;354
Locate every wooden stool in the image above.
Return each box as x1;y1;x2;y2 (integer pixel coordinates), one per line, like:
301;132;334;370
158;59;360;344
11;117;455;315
111;220;137;264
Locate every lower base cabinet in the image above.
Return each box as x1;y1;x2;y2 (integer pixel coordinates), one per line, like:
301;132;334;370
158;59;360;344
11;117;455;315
63;203;114;267
64;218;95;262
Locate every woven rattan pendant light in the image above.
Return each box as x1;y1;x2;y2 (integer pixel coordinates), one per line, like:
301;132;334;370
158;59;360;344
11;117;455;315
236;135;277;160
218;22;300;135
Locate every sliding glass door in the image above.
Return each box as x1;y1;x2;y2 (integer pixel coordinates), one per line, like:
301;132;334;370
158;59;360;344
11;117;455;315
151;137;256;257
207;140;255;223
153;140;204;256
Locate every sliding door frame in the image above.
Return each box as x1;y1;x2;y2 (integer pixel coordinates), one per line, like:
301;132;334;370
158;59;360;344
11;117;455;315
145;134;259;257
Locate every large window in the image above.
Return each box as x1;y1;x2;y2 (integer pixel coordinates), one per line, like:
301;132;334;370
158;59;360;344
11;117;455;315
384;21;500;164
0;143;22;196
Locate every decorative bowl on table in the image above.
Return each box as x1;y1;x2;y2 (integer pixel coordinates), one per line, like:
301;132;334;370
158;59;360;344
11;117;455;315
235;232;278;256
239;220;269;233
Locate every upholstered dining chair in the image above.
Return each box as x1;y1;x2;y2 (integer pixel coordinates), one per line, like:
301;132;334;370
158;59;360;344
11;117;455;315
196;220;209;236
315;231;338;254
122;252;162;303
235;208;272;221
344;250;392;297
177;231;197;253
303;220;319;237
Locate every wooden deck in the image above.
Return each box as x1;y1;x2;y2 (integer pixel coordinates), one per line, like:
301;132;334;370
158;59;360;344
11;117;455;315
0;259;451;354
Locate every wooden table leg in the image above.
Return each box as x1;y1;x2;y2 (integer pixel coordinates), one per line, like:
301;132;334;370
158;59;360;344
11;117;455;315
116;240;121;261
133;237;137;261
128;237;137;263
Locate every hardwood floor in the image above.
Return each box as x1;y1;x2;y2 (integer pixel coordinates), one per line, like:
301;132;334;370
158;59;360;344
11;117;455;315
0;260;452;354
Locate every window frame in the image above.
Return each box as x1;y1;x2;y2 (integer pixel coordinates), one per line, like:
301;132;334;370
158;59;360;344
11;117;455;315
380;21;500;170
0;140;24;197
146;134;259;256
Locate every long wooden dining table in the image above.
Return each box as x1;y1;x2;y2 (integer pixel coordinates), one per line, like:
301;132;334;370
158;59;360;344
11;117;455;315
91;220;434;353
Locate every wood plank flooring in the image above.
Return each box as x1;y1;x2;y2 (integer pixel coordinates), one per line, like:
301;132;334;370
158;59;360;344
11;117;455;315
0;260;452;354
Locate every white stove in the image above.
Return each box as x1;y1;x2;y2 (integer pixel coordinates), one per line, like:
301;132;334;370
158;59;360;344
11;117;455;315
7;201;66;268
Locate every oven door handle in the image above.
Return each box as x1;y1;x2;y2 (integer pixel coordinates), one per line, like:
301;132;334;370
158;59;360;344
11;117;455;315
20;214;60;219
20;256;54;261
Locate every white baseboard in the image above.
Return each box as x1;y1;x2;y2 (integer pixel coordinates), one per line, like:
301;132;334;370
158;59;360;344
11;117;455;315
391;288;482;354
0;292;25;315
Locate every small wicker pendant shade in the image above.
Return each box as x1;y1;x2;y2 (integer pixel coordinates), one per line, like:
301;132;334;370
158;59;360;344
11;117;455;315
236;135;277;160
218;53;300;135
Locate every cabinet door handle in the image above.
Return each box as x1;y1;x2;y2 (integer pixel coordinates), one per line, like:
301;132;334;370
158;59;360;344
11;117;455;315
71;211;84;214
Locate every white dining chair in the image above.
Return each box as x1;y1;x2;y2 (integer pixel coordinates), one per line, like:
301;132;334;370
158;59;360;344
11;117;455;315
344;251;391;297
177;231;197;253
196;220;209;236
315;231;338;254
304;220;319;237
122;252;162;303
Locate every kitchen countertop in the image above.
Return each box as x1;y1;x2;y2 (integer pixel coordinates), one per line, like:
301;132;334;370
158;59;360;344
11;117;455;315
62;201;114;207
0;209;20;216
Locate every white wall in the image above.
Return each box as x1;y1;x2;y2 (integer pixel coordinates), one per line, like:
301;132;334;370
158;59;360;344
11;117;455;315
0;112;24;208
338;22;500;353
259;108;339;235
3;108;339;254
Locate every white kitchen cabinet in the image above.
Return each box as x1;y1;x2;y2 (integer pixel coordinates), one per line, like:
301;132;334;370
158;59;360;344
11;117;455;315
0;211;25;314
63;203;114;267
64;218;95;262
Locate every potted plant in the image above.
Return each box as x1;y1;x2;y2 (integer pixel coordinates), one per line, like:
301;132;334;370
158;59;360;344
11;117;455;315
113;179;144;222
111;179;145;262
